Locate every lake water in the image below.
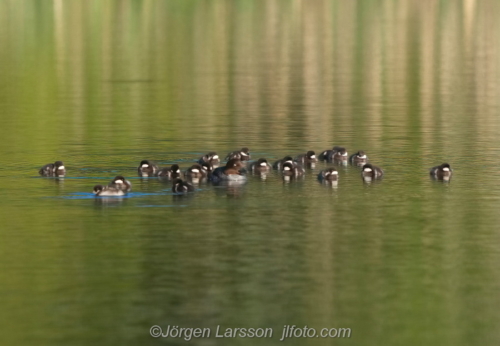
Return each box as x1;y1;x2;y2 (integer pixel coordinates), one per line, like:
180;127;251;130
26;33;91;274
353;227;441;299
1;1;500;345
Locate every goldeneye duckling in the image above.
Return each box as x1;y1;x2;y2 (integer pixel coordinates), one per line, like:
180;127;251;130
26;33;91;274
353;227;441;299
272;156;294;170
225;147;251;161
172;179;195;193
200;162;213;175
157;164;182;179
361;164;383;181
198;152;220;167
295;151;318;164
430;163;452;180
39;161;66;177
138;160;159;176
249;158;272;173
93;185;126;196
281;161;305;177
108;175;132;192
318;168;339;181
332;146;348;160
319;146;348;161
210;159;247;182
349;151;368;164
184;164;207;179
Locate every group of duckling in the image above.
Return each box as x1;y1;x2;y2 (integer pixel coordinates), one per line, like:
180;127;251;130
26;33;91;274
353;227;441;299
39;146;453;196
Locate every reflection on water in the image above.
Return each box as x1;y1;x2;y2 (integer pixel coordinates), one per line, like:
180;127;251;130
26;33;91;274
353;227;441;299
1;1;500;346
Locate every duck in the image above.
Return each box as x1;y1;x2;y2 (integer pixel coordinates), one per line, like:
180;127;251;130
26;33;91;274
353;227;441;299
157;164;182;179
93;185;126;196
249;158;272;173
430;163;452;180
361;164;384;181
225;147;251;161
349;151;368;164
200;162;214;175
281;161;305;177
332;146;348;161
295;151;318;164
198;152;220;167
108;175;132;192
210;159;247;182
138;160;160;176
272;156;294;170
184;164;207;179
318;146;348;161
172;178;195;193
39;161;66;176
317;168;339;181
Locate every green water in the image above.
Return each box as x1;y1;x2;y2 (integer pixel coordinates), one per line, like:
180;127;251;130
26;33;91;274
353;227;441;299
2;1;500;345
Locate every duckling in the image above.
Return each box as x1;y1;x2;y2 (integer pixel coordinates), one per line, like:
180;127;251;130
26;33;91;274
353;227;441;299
172;179;195;193
138;160;159;176
93;185;126;196
430;163;452;180
210;159;247;182
184;164;207;179
332;146;348;161
272;156;294;170
200;162;213;175
318;146;348;161
349;150;368;164
108;175;132;192
318;168;339;181
198;152;220;167
157;164;182;179
248;158;272;173
225;147;251;161
361;164;384;181
281;161;305;177
39;161;66;177
295;151;318;164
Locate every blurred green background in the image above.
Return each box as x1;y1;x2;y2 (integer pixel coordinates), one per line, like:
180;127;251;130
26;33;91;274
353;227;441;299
1;1;500;345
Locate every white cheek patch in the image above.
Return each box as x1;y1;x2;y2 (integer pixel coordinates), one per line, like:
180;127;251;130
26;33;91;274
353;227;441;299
141;164;149;168
342;152;348;156
191;169;199;173
332;171;338;175
58;166;65;170
114;179;123;184
359;155;367;159
310;155;316;159
212;155;219;160
241;152;248;156
284;166;291;171
176;170;181;173
260;162;267;166
442;167;450;171
364;168;372;172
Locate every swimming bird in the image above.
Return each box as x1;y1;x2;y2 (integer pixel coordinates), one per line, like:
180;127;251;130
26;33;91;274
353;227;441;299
349;151;368;164
108;175;132;192
157;164;182;179
210;159;247;182
225;147;251;161
272;156;294;170
184;164;207;179
295;151;318;164
430;163;452;180
361;164;384;181
318;168;339;181
172;179;195;193
93;185;126;196
138;160;159;176
281;161;305;177
198;152;220;167
39;161;66;177
249;158;272;173
318;146;348;161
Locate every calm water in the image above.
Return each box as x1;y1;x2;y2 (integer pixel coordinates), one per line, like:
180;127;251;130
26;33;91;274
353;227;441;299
2;1;500;345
